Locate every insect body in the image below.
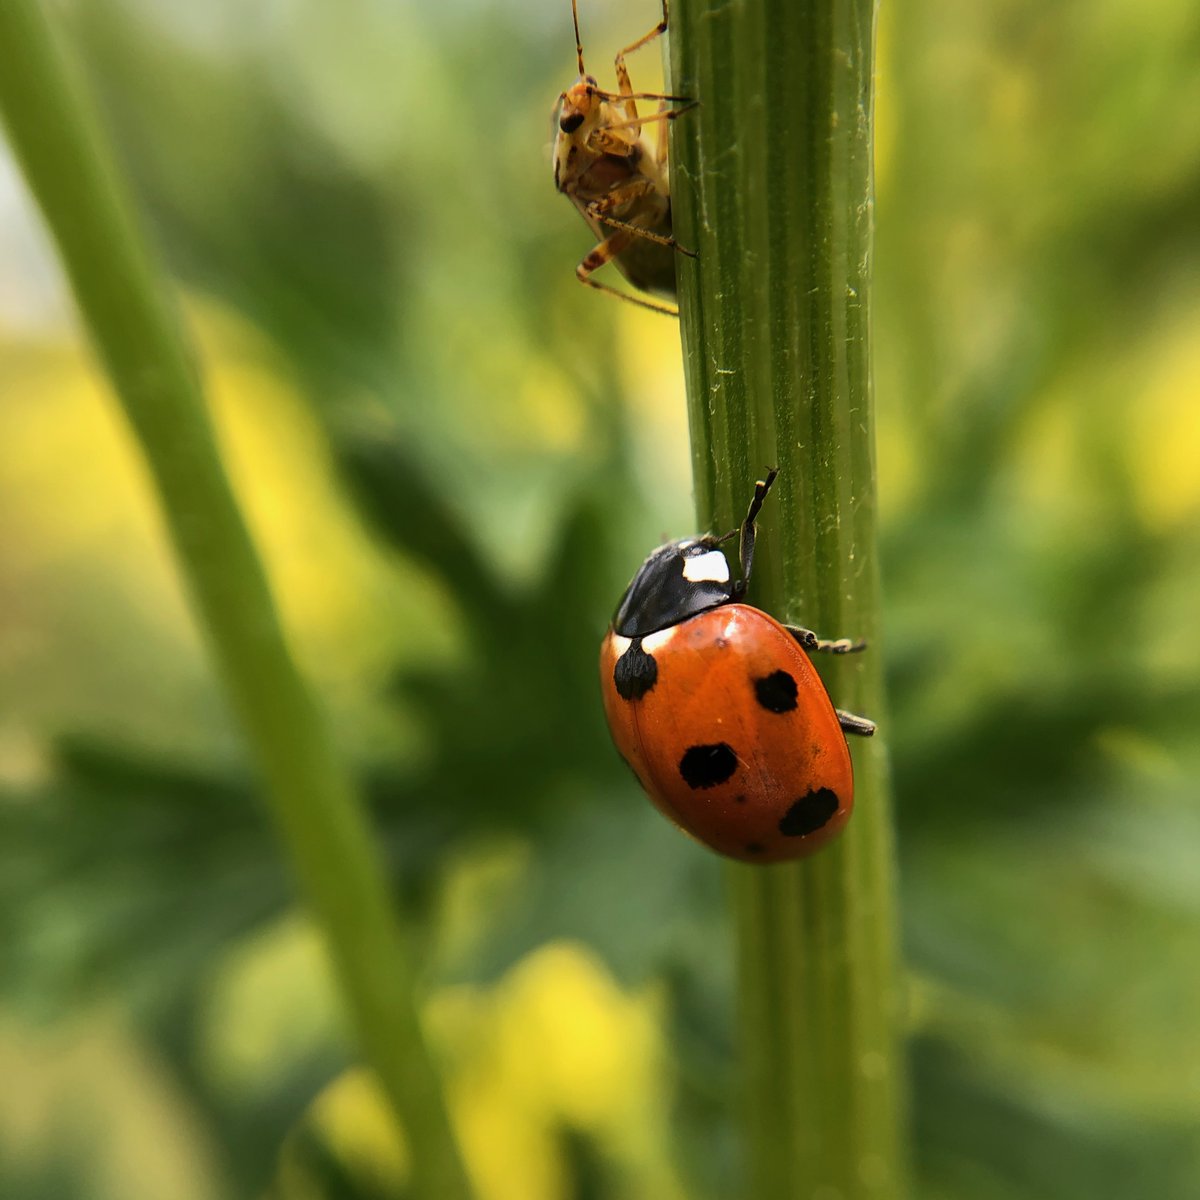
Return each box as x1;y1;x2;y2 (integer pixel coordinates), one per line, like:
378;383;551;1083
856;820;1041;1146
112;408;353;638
553;0;694;316
599;472;876;863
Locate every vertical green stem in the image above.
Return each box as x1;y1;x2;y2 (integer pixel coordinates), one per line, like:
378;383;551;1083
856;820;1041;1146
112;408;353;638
670;2;906;1197
0;5;471;1196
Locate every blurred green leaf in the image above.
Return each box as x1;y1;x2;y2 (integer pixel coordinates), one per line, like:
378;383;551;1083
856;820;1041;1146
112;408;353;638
3;0;1199;1195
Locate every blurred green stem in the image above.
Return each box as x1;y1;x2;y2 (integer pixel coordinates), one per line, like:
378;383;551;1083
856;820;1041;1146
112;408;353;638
0;5;472;1196
670;1;907;1197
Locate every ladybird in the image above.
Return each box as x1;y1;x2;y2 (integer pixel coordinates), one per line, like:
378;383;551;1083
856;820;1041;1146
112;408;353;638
599;470;875;863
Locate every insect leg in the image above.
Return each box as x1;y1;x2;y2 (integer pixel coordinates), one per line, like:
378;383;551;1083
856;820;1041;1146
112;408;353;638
570;0;585;75
591;100;695;174
584;175;693;253
586;200;697;256
613;0;669;122
576;231;679;316
836;710;877;737
590;88;692;103
582;173;655;208
601;101;698;137
589;209;679;248
784;627;868;655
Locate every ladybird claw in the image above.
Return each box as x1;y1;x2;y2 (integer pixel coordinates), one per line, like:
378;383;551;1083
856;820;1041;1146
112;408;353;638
785;625;820;650
836;709;876;737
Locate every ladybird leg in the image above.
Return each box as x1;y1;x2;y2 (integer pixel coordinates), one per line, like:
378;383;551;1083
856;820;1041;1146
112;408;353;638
735;468;781;589
785;625;819;650
784;626;867;654
818;638;867;654
837;709;877;737
575;230;679;316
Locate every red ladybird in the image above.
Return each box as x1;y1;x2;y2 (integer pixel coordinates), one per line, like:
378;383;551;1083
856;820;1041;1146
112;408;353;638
599;470;875;863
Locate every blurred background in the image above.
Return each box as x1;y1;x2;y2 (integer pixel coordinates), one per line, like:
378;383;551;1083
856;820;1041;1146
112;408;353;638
1;0;1198;1197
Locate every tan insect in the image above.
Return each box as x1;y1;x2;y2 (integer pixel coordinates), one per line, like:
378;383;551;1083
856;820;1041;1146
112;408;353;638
553;0;695;316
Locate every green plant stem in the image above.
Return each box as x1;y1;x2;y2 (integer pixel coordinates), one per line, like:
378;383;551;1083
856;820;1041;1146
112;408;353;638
0;5;471;1196
670;2;907;1197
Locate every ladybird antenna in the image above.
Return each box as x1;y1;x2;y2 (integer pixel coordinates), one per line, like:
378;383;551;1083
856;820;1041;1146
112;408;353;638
571;0;585;75
738;468;779;586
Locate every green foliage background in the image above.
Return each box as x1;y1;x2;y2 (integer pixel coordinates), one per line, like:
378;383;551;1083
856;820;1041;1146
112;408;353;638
1;1;1198;1198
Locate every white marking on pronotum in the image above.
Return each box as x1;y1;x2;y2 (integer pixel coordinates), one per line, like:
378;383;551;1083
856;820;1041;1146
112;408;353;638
609;634;633;656
642;626;678;655
681;548;730;584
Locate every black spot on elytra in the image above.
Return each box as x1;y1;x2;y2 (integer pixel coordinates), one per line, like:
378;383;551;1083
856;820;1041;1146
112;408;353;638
745;842;765;855
778;788;840;837
678;743;738;789
614;639;657;701
754;669;798;713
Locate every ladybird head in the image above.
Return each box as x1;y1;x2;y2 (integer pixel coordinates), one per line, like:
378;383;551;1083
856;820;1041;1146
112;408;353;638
612;470;780;638
612;536;733;637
